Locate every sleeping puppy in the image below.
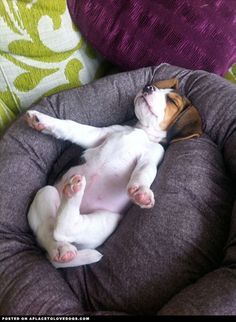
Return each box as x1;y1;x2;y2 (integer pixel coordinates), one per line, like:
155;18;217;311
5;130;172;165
25;78;202;268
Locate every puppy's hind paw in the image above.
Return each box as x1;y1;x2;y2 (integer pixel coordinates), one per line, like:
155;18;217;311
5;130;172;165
62;175;86;199
51;242;78;263
50;249;103;268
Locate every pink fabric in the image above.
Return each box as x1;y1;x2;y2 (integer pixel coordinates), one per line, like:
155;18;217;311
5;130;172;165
67;0;236;75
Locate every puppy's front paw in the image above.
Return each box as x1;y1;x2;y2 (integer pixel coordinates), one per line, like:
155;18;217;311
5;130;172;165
128;185;155;209
25;110;47;131
25;110;55;135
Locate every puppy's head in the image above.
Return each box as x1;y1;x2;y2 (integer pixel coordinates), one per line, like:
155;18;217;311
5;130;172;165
134;78;202;143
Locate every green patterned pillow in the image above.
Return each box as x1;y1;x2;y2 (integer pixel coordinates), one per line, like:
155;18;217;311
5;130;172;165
0;0;106;131
224;64;236;84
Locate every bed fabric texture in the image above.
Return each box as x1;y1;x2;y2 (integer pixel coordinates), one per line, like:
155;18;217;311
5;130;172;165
66;0;236;77
0;64;236;315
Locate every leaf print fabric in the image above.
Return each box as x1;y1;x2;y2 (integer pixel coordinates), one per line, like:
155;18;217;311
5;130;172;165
224;64;236;85
0;0;105;131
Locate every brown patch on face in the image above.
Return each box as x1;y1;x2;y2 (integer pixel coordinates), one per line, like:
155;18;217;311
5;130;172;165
167;105;203;144
159;91;190;130
154;78;179;90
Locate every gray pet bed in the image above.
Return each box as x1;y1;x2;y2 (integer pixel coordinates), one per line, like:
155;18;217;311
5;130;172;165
0;64;236;315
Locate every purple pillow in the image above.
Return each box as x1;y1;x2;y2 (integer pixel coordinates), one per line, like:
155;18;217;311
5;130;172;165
67;0;236;75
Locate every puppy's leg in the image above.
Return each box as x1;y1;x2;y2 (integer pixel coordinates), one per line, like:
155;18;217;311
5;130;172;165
28;186;77;263
53;175;86;242
73;210;122;249
127;162;157;209
25;110;120;148
127;145;164;209
54;175;121;249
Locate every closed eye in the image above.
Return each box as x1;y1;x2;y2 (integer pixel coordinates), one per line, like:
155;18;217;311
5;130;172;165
166;95;178;107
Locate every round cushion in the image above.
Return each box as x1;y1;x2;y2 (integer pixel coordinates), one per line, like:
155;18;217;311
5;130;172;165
67;0;236;75
0;64;236;315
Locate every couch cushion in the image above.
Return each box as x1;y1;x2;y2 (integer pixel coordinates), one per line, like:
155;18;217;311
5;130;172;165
0;64;235;314
0;0;106;132
67;0;236;76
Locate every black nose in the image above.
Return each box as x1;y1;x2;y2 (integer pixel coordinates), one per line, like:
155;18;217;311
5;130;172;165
143;85;156;95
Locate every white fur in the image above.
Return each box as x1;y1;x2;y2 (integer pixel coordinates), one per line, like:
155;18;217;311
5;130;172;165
26;87;171;268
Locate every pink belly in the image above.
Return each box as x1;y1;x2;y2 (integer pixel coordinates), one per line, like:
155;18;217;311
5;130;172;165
56;164;131;214
81;177;130;214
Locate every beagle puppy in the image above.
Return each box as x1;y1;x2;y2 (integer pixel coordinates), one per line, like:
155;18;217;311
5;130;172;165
25;78;202;268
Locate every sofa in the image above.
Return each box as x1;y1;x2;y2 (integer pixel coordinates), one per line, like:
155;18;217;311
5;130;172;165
0;0;236;316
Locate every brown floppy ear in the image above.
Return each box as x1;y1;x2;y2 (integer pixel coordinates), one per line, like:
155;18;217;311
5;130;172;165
166;105;203;144
154;78;179;90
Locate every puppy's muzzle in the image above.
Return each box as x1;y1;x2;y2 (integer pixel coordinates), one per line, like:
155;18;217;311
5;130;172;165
142;85;156;95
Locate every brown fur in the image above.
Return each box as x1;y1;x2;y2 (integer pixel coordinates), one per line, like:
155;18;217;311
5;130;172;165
154;78;202;143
